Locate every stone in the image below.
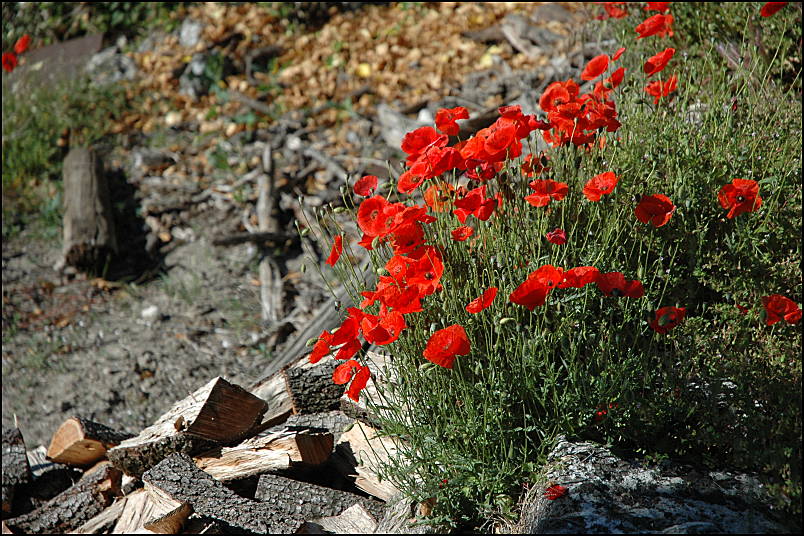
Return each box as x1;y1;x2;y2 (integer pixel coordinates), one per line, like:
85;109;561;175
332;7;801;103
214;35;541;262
179;19;204;48
516;437;793;534
85;46;137;86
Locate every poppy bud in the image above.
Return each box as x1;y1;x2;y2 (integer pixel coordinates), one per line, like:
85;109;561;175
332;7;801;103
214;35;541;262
333;207;347;214
499;317;516;326
300;227;310;237
306;337;319;347
300;263;307;273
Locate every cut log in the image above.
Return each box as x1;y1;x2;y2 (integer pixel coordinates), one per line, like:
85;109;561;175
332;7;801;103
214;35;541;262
107;377;268;477
1;427;31;514
47;416;134;466
110;484;191;534
300;502;378;534
254;473;385;523
193;426;333;482
69;496;127;534
250;357;345;431
60;147;118;272
25;445;82;504
4;460;121;534
332;421;400;502
285;411;355;443
143;453;300;533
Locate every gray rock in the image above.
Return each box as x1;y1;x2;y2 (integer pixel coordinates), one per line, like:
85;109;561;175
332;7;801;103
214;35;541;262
85;46;137;86
179;18;204;48
516;437;792;534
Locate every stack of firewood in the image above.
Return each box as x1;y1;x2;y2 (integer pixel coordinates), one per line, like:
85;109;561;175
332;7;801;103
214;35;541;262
1;352;431;534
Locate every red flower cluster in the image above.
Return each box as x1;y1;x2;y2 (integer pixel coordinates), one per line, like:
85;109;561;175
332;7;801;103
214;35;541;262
2;34;31;73
762;295;802;326
718;178;762;219
539;75;622;148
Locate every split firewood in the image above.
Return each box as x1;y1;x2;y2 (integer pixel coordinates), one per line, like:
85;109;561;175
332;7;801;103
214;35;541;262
332;421;401;502
110;485;191;534
4;460;121;534
143;453;299;533
375;492;436;535
26;445;82;501
193;426;333;482
250;356;344;431
47;417;134;466
298;503;378;534
69;496;127;534
107;377;268;477
254;473;385;524
59;147;118;272
1;427;31;514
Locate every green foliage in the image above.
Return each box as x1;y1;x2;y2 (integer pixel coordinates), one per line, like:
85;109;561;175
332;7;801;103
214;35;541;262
316;2;802;531
2;2;189;50
1;74;134;239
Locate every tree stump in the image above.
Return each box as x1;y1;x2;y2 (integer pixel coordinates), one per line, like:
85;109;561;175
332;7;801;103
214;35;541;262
60;147;117;273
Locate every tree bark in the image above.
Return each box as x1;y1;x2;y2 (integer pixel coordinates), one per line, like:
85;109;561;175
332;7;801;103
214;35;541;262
107;377;268;477
1;427;31;514
4;461;121;534
60;147;117;272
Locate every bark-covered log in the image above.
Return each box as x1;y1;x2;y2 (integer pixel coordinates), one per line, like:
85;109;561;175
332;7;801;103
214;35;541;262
250;357;345;431
47;417;134;466
282;360;343;415
60;147;117;272
285;411;355;444
254;473;385;523
25;445;82;501
194;427;333;482
71;496;127;534
332;421;400;502
107;377;268;477
4;461;121;534
142;453;297;533
2;427;31;514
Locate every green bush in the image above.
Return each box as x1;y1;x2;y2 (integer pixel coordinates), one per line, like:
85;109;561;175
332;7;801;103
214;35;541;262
311;2;801;530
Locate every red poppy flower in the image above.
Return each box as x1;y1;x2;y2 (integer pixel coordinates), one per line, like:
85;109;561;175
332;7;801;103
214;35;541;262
559;266;600;288
761;295;802;326
435;106;469;136
401;126;448;165
736;304;750;315
635;194;675;227
644;2;671;12
334;338;362;361
353;175;378;197
423;324;471;369
466;287;497;314
544;484;568;500
14;34;30;55
635;13;674;39
649;306;686;334
309;330;333;364
596;271;644;298
361;309;406;345
597;2;628;20
346;364;372;402
718;179;762;219
643;48;675;77
525;179;569;207
326;234;344;266
510;266;563;311
760;2;787;17
612;47;626;61
2;52;17;73
582;54;610;81
357;195;392;237
451;225;474;242
424;182;455;212
333;359;361;384
521;152;550;178
583;172;619;202
330;314;361;347
644;74;678;104
546;228;567;245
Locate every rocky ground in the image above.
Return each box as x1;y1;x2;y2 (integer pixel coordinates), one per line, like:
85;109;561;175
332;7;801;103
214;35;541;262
2;2;597;449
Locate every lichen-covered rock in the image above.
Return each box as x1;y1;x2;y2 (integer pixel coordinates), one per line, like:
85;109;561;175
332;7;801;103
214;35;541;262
517;437;792;534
